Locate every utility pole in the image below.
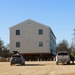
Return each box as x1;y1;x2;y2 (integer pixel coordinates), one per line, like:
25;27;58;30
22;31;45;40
0;37;1;50
71;29;75;53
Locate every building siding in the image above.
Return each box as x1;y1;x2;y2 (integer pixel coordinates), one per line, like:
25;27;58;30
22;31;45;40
10;19;56;55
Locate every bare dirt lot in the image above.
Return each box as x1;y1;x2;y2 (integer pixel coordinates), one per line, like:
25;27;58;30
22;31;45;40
0;61;75;75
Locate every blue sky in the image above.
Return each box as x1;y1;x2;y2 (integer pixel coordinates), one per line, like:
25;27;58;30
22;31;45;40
0;0;75;45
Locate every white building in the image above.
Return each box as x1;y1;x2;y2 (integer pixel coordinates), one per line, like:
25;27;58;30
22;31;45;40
10;19;56;56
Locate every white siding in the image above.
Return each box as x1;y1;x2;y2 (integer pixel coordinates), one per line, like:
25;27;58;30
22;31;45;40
10;19;51;53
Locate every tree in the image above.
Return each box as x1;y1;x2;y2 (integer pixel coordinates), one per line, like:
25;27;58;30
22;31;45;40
0;38;4;51
56;40;70;53
6;44;10;50
0;38;10;57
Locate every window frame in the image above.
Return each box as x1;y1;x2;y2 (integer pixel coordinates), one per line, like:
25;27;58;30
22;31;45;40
39;41;43;47
16;30;20;35
38;29;43;35
16;42;20;48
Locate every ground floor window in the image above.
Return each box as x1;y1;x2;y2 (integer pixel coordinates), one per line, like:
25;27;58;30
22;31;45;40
16;42;20;48
39;41;43;47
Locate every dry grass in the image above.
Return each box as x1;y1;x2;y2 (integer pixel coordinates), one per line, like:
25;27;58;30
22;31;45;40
0;61;75;75
57;73;75;75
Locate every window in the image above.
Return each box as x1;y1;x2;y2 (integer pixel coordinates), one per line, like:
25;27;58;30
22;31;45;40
16;42;20;47
16;30;20;35
58;53;68;55
39;41;43;47
38;29;43;35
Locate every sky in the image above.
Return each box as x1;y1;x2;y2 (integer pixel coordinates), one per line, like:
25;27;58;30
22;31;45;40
0;0;75;46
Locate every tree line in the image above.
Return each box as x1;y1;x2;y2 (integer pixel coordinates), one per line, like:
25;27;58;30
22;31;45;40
0;38;9;58
56;40;71;55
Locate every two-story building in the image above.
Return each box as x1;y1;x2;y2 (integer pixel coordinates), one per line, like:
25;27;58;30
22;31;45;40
10;19;56;60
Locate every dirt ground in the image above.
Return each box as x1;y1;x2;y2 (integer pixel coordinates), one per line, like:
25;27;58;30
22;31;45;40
0;61;75;75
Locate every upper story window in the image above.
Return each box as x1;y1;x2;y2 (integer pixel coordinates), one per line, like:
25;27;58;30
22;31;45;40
38;29;43;35
16;30;20;35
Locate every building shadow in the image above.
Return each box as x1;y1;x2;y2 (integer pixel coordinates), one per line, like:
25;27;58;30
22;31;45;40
16;64;46;66
63;63;75;65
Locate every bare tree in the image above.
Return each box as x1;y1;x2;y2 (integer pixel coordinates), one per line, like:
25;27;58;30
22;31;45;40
56;40;70;53
0;38;4;51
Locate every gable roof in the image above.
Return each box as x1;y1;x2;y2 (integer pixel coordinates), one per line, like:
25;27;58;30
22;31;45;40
9;19;49;29
9;19;56;39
